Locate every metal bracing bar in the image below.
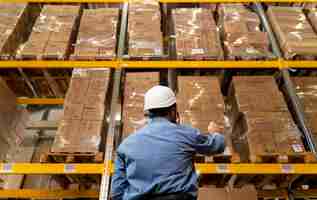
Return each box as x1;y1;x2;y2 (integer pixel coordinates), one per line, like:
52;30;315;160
17;68;39;97
255;3;317;155
99;3;128;200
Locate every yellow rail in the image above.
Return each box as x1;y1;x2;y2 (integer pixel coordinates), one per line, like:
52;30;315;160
0;0;125;2
2;60;317;69
16;98;64;105
1;163;317;174
0;189;99;199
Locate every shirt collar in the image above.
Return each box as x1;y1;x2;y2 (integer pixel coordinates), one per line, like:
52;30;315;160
148;117;170;123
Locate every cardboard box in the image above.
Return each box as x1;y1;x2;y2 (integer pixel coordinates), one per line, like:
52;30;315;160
122;72;160;139
18;5;81;59
52;69;110;153
218;4;272;59
128;0;163;58
267;6;317;59
72;8;119;60
227;76;304;161
198;186;257;200
172;8;223;60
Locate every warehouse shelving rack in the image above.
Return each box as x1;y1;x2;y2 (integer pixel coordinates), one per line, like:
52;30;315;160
1;0;317;199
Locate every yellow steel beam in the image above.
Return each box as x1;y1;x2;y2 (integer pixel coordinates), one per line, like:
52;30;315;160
1;163;317;175
0;189;99;199
16;98;64;105
0;163;104;174
2;60;317;69
284;60;317;68
0;61;118;69
120;60;280;68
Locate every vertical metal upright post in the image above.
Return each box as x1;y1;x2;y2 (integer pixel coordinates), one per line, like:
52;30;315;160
99;2;128;200
255;3;317;154
163;3;177;91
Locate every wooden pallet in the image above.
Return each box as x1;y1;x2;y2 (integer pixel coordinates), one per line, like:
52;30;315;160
195;153;241;163
70;54;116;61
250;152;316;163
40;152;104;163
124;55;168;61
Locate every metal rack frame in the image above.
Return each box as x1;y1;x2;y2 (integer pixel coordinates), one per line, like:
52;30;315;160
1;0;317;199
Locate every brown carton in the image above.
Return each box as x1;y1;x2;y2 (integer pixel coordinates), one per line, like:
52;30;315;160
72;8;119;60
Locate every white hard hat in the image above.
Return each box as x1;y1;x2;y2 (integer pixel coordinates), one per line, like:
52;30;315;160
144;85;176;111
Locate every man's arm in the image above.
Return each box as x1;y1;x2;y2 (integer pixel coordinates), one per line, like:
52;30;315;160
191;122;226;155
111;152;129;200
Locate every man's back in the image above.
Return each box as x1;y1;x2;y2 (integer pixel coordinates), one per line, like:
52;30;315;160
111;117;225;200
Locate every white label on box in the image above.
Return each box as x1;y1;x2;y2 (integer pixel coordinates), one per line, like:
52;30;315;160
216;164;230;173
1;164;13;173
281;164;294;174
154;48;162;55
64;164;76;173
191;48;204;55
292;144;304;153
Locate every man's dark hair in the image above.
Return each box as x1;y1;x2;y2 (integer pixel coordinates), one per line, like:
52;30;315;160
148;103;176;118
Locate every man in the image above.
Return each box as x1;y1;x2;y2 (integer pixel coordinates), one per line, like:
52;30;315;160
111;85;225;200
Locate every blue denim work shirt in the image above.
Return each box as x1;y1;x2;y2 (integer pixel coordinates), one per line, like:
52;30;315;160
111;117;225;200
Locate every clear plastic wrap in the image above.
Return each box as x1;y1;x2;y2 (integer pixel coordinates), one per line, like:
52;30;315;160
218;4;274;60
0;3;28;56
172;8;223;60
122;72;159;139
51;68;110;153
18;5;81;60
72;8;119;60
267;6;317;59
227;76;304;158
177;76;233;156
128;0;163;59
292;77;317;145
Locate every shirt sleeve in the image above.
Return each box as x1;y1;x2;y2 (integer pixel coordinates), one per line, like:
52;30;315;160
192;131;226;156
111;151;129;200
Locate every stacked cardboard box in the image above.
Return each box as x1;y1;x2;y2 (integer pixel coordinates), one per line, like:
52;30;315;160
72;8;119;60
267;6;317;59
122;72;159;139
0;4;39;58
198;186;257;200
128;0;163;59
292;77;317;143
218;4;272;60
172;9;223;60
227;76;304;162
0;78;29;161
51;69;111;153
18;5;81;60
177;76;234;157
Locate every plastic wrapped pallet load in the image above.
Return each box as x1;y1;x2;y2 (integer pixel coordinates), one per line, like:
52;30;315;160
227;76;305;163
177;76;239;162
172;8;223;60
0;78;29;161
128;0;163;59
18;5;81;60
267;6;317;59
218;4;273;60
292;77;317;144
51;68;111;153
122;72;160;139
72;8;119;60
0;3;39;58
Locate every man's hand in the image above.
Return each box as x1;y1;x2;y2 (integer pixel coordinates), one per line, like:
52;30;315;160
208;121;223;134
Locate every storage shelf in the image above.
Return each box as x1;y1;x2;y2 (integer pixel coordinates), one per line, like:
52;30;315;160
2;60;317;69
1;163;317;175
0;189;99;199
